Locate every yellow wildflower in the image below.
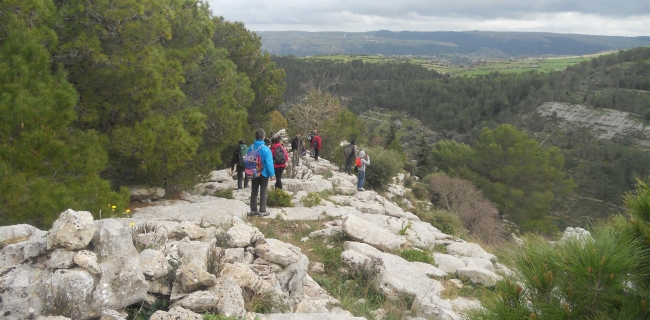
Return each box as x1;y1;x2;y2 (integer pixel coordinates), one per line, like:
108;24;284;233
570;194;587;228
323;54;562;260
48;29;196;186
129;222;135;227
111;205;116;209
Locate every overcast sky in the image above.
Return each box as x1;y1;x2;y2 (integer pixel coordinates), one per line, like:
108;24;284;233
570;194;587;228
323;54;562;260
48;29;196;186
206;0;650;36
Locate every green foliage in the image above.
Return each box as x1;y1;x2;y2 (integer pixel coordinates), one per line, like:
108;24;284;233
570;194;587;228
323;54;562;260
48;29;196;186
267;188;293;207
0;1;128;228
411;183;430;200
127;296;169;320
203;314;239;320
363;146;405;190
417;209;465;237
399;249;434;264
214;189;234;199
301;193;322;207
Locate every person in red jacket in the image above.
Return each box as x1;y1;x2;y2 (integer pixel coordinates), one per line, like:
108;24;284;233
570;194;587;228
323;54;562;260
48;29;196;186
271;137;289;189
310;130;322;161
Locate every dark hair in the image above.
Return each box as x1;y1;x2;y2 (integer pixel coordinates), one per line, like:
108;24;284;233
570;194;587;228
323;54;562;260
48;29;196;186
238;140;245;145
271;137;281;144
264;138;271;145
350;139;356;145
255;129;266;140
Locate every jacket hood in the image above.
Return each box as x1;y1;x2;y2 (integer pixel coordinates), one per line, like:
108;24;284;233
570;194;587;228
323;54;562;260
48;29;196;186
359;150;365;158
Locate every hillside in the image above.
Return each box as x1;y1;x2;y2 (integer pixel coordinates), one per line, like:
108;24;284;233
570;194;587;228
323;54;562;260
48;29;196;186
259;30;650;58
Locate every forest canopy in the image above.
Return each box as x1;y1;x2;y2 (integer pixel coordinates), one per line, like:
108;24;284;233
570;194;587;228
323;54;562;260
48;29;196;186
0;0;285;228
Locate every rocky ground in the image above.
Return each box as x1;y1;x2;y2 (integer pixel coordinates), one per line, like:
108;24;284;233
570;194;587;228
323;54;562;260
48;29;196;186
0;156;507;320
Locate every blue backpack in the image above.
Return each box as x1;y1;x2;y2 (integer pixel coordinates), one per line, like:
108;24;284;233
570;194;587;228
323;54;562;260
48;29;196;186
244;145;264;178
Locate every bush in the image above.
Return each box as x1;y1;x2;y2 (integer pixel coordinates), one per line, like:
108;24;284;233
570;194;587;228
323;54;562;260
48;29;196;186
411;183;430;200
418;209;465;237
363;146;405;190
213;189;233;199
301;193;322;207
267;188;293;207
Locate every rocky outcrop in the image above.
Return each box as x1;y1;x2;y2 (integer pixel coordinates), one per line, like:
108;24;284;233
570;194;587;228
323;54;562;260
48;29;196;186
47;209;95;250
129;186;165;201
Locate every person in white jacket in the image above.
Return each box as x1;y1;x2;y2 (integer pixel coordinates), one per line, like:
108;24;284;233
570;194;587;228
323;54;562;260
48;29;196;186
357;150;370;191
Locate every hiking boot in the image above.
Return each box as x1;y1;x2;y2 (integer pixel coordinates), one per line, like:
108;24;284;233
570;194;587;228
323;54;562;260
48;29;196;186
247;211;258;217
258;211;270;217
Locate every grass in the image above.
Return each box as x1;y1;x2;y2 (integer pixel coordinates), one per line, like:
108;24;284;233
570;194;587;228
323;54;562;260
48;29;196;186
399;249;434;264
301;192;322;207
214;189;234;199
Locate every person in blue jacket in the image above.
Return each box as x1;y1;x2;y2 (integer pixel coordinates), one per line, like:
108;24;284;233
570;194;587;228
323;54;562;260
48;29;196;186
248;129;275;216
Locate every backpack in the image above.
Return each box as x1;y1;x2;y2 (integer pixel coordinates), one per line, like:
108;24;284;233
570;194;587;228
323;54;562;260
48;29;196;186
237;144;247;167
307;133;315;142
355;157;361;167
244;145;264;178
344;144;354;158
273;145;287;165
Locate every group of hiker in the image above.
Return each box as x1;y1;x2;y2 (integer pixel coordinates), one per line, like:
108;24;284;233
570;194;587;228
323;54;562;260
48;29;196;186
230;129;369;216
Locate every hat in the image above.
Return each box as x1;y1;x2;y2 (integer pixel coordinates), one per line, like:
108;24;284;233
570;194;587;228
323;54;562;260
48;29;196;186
359;150;365;158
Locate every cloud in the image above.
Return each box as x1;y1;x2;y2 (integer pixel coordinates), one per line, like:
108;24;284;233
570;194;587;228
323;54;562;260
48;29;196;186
206;0;650;36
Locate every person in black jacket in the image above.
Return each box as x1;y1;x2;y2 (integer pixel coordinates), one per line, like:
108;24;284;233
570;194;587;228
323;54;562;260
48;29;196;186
291;133;301;166
230;140;249;189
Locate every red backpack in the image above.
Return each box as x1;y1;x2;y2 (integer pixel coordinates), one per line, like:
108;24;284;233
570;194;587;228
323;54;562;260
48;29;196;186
355;157;361;167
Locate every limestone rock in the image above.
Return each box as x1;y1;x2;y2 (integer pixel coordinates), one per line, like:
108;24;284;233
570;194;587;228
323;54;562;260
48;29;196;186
208;170;232;182
0;264;46;319
170;291;218;313
456;267;502;287
282;178;333;193
342;215;407;252
150;306;203;320
168;221;206;240
73;250;101;275
140;249;169;279
445;242;496;262
256;314;366;320
129;186;165;201
91;219;149;315
131;197;249;226
3;230;48;263
0;224;40;247
48;249;76;269
47;209;95;250
101;309;127;320
254;238;302;267
175;241;217;293
208;275;246;319
227;224;264;248
432;253;466;273
41;268;95;319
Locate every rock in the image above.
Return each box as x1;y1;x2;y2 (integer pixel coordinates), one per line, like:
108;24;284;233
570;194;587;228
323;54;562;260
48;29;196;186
294;274;338;313
101;309;127;320
3;229;48;262
310;262;325;274
456;267;502;287
560;226;593;244
254;238;302;267
449;296;481;312
432;253;466;273
460;257;494;271
73;250;101;275
342;215;407;252
208;170;232;182
47;209;95;250
0;224;40;248
219;263;279;299
37;316;71;320
341;241;445;301
168;221;206;240
309;226;343;238
227;224;264;248
349;200;385;215
386;184;405;197
445;242;496;262
256;314;366;320
276;254;309;303
170;291;218;313
91;219;149;316
223;248;246;264
175;241;217;293
131;197;249;226
48;249;76;269
129;186;165;201
0;264;46;319
208;275;246;319
41;268;95;319
150;306;203;320
140;249;169;279
282;178;334;193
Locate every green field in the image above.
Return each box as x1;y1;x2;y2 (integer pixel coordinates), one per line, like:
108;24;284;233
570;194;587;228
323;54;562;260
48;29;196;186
300;54;605;76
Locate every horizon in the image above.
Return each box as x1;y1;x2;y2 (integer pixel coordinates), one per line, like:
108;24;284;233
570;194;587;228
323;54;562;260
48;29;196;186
207;0;650;37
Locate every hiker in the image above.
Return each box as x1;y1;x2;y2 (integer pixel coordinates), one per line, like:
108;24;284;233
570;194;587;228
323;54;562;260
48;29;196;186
300;140;307;157
343;139;357;175
245;129;275;216
310;130;322;161
264;137;271;147
271;137;289;189
291;133;301;166
230;140;249;189
356;150;370;191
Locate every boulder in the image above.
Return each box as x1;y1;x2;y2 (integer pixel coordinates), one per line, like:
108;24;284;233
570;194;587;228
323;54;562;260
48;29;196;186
208;170;232;182
48;249;76;269
174;241;217;293
208;275;246;319
140;249;169;279
168;221;206;240
282;178;333;193
254;239;302;267
256;314;366;320
432;253;466;274
342;215;407;252
3;229;48;262
150;306;203;320
47;209;95;250
0;224;40;247
456;267;502;287
73;250;101;275
91;219;149;315
294;274;339;313
129;186;165;201
131;197;248;225
460;257;494;271
40;268;95;319
227;224;264;248
445;242;496;262
0;264;46;319
100;309;127;320
170;291;218;313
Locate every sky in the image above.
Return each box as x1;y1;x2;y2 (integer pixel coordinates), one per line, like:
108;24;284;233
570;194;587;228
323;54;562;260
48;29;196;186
206;0;650;37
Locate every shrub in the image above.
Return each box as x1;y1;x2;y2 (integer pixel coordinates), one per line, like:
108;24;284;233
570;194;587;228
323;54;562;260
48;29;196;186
267;188;293;207
411;183;430;200
418;209;465;237
399;249;434;264
301;193;322;207
363;146;405;190
214;189;233;199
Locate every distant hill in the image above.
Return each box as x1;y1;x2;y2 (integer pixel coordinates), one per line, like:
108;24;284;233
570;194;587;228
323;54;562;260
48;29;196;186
258;30;650;58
